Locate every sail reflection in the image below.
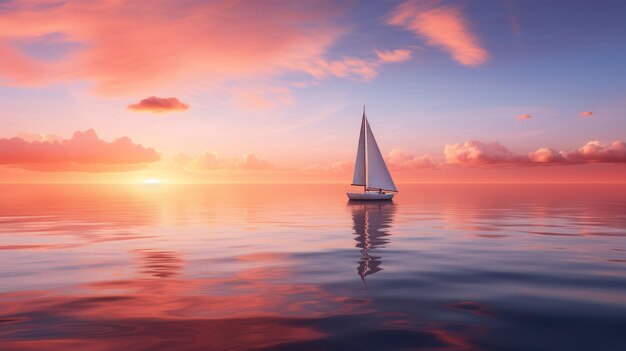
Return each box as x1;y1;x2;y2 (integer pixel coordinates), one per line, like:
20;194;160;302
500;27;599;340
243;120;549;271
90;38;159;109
349;201;396;283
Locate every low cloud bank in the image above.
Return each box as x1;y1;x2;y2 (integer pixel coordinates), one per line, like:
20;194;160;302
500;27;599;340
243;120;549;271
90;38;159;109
0;129;159;171
444;140;626;165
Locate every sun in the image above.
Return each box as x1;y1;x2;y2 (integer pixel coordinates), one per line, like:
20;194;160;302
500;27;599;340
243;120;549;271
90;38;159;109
143;178;161;184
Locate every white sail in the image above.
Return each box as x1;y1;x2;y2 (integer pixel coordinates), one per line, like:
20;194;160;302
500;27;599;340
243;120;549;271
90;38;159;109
352;114;366;186
365;119;397;192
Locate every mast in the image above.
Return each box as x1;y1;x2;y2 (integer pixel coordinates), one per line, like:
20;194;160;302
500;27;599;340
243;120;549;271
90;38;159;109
363;105;367;193
351;107;367;188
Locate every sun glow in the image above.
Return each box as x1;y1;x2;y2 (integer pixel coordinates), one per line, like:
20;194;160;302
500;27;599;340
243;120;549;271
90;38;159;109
143;178;161;184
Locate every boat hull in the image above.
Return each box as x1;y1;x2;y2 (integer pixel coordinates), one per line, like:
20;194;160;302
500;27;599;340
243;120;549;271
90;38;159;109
347;192;394;201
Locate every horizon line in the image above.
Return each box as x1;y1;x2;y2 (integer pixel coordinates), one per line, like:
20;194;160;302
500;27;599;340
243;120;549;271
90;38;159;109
1;182;625;185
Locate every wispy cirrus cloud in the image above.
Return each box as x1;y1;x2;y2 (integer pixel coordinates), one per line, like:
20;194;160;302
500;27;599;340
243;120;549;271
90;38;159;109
580;111;594;117
0;0;411;98
0;129;159;171
293;48;412;82
375;49;412;63
296;57;379;81
0;1;346;94
516;114;532;120
386;0;488;66
128;96;189;113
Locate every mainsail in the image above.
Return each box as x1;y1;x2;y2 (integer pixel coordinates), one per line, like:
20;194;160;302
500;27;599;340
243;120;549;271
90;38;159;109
365;120;397;192
351;108;397;192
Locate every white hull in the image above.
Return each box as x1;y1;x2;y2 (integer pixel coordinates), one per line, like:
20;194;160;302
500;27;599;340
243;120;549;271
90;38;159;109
347;192;394;201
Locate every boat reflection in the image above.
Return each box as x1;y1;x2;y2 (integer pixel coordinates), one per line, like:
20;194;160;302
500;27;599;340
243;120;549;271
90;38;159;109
349;201;396;284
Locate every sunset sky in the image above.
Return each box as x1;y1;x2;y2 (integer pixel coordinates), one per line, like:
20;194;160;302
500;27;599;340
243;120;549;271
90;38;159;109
1;0;625;183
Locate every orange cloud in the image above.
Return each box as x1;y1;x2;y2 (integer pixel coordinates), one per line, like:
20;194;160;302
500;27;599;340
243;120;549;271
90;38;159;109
128;96;189;113
16;132;63;142
386;0;488;66
580;111;594;117
0;1;346;94
9;162;151;173
516;114;532;120
0;129;159;171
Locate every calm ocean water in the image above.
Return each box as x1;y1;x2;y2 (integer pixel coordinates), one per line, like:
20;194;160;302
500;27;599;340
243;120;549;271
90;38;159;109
1;184;625;350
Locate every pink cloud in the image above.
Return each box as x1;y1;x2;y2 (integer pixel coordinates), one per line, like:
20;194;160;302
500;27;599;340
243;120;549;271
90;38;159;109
386;149;434;170
444;140;520;164
187;152;222;171
301;160;353;175
128;96;189;113
375;49;412;63
567;140;626;163
580;111;594;117
445;139;626;166
527;148;567;163
0;129;159;171
16;132;63;142
516;114;532;120
183;152;277;172
292;47;413;82
386;0;488;66
0;1;346;94
152;153;192;171
0;0;418;104
297;56;379;81
241;153;276;171
300;149;435;177
0;44;47;85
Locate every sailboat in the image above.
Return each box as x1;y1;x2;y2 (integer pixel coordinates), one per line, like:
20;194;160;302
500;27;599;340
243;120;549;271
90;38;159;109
347;107;398;201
